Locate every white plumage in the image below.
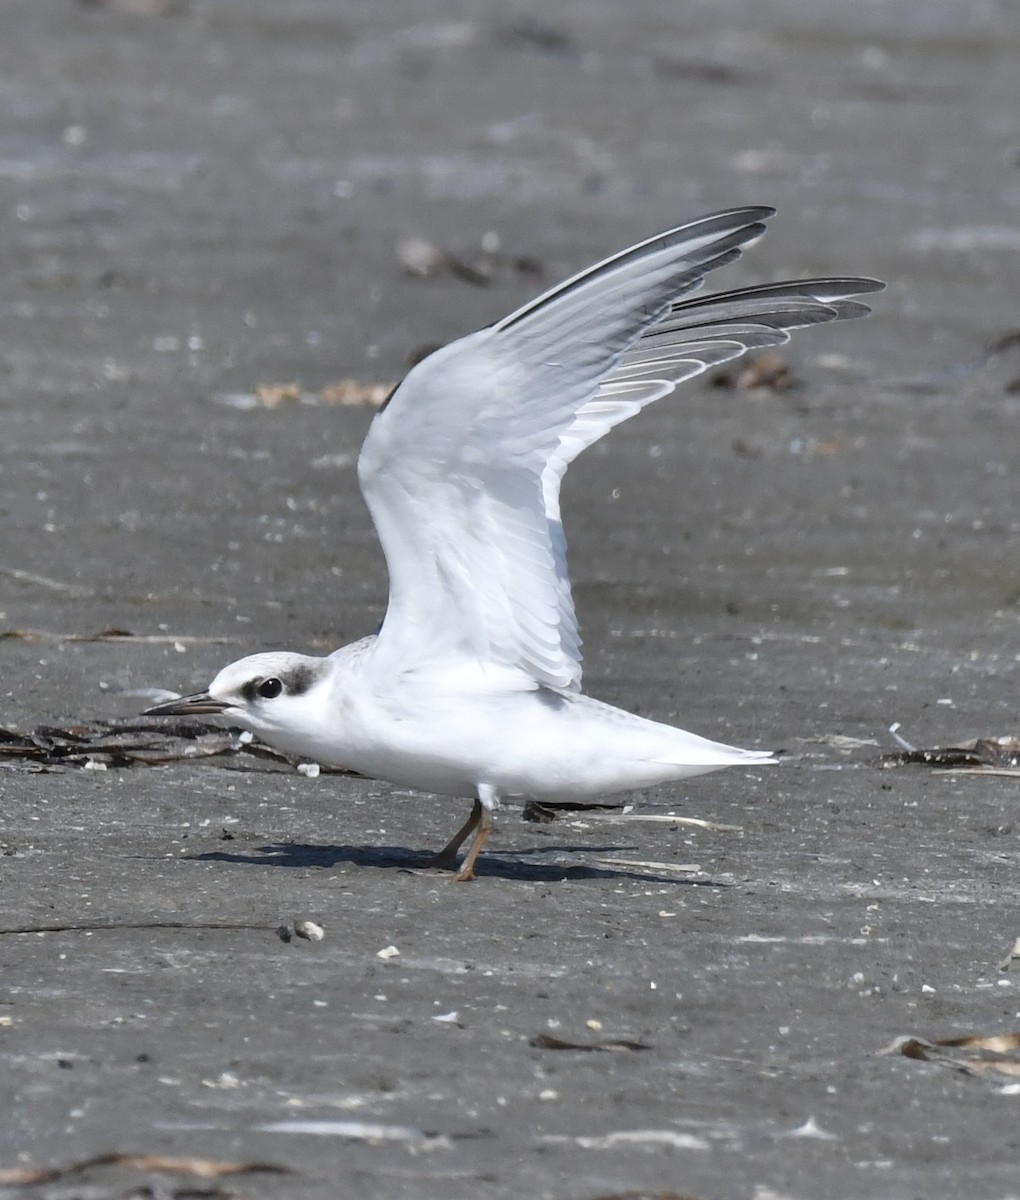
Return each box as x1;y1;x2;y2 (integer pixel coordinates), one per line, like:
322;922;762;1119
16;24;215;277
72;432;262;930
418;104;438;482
146;207;881;879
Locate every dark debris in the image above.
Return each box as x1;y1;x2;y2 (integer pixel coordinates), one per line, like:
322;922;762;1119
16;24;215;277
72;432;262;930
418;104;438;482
521;798;619;824
885;736;1020;770
881;1031;1020;1080
0;718;343;773
530;1033;651;1053
711;351;793;392
495;17;580;58
0;1151;289;1186
397;236;543;287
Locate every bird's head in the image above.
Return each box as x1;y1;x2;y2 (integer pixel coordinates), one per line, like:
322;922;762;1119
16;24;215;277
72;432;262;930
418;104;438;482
143;651;332;749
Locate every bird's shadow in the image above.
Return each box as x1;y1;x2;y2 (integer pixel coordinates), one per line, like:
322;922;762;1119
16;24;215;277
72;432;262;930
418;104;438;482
191;841;726;886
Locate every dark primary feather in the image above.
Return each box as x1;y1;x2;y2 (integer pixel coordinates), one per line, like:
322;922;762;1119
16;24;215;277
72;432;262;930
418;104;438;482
496;206;775;337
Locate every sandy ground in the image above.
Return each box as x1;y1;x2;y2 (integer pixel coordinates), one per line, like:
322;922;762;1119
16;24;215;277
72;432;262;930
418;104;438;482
3;2;1020;1197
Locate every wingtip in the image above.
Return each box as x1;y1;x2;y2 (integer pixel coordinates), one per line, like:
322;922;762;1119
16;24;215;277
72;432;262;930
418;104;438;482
819;277;886;298
697;203;777;223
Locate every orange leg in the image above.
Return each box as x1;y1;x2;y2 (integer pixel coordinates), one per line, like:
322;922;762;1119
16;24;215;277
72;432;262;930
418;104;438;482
453;803;494;883
427;798;482;871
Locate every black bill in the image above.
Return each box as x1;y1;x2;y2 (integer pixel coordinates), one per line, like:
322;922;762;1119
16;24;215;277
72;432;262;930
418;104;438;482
142;692;232;717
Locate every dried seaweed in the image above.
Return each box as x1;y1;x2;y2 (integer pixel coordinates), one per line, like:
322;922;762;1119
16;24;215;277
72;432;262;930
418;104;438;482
0;1152;289;1186
397;235;542;287
0;628;236;645
885;736;1020;772
217;380;394;410
318;379;394;406
0;717;309;772
711;350;793;392
0;920;273;936
530;1033;651;1053
881;1030;1020;1078
520;799;740;833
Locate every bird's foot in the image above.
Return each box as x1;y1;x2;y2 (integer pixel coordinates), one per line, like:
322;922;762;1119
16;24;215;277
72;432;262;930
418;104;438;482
420;850;476;880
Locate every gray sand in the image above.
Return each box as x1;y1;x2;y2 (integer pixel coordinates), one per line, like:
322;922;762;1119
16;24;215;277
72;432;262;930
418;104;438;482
2;3;1020;1197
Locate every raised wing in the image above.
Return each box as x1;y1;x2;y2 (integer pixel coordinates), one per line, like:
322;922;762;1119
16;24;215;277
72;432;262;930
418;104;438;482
357;208;882;690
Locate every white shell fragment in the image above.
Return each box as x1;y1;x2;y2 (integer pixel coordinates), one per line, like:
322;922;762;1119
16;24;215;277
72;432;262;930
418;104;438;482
259;1119;450;1149
294;920;325;942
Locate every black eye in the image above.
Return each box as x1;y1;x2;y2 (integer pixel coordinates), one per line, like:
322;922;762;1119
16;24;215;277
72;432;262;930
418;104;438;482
257;677;283;700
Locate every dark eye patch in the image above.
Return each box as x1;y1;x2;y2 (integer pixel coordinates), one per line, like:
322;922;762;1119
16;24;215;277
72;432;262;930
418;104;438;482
240;667;319;704
287;664;317;696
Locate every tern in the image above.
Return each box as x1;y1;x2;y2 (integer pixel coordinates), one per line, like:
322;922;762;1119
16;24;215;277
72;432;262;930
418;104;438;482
145;207;881;879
